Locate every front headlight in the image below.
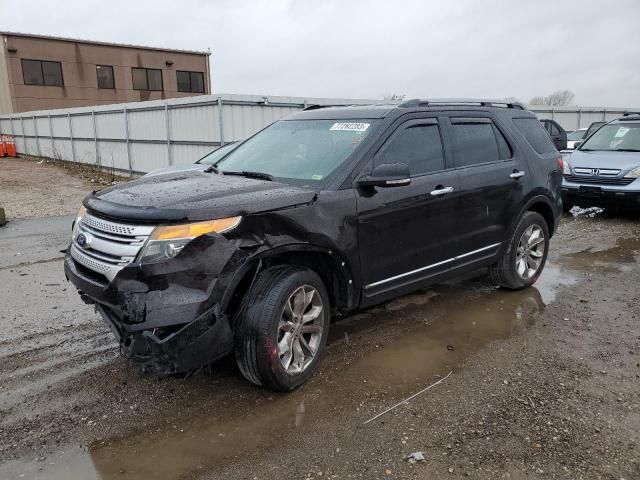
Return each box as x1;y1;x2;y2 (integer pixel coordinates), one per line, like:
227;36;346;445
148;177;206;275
138;216;241;264
71;206;87;239
624;166;640;179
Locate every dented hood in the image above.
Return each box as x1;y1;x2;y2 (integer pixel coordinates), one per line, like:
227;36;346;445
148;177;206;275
84;170;317;223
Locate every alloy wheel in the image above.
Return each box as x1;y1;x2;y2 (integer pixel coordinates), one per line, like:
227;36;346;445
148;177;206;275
277;285;324;375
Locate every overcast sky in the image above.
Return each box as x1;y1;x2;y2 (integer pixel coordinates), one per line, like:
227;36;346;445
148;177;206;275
2;0;640;107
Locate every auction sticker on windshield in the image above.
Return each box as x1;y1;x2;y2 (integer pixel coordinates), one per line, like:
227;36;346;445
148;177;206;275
330;122;370;132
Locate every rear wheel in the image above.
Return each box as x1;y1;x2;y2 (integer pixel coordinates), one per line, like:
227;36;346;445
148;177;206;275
234;266;330;391
490;211;549;290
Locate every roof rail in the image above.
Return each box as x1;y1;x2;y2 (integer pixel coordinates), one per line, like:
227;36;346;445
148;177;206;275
622;112;640;116
398;98;526;110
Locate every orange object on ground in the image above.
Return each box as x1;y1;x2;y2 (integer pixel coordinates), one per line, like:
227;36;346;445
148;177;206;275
5;135;16;157
0;135;5;157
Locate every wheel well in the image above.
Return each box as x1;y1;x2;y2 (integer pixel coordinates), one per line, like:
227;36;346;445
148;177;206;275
224;250;354;320
527;201;555;235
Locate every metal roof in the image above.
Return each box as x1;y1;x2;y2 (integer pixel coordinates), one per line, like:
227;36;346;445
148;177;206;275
1;31;210;56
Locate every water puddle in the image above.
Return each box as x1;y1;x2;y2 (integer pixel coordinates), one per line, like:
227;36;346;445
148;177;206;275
2;236;639;480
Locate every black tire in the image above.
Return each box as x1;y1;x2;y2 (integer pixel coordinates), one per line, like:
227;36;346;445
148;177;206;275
233;266;330;391
489;211;550;290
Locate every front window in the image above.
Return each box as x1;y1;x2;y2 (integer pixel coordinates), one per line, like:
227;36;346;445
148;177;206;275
579;124;640;152
196;142;239;165
567;129;586;141
215;119;376;182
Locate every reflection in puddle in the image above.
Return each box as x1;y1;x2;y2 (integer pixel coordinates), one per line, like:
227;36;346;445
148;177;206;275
2;235;638;480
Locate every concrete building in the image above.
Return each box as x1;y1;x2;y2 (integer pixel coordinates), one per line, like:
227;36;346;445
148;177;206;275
0;32;211;113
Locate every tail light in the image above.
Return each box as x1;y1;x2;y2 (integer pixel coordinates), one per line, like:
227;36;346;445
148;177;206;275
557;157;571;175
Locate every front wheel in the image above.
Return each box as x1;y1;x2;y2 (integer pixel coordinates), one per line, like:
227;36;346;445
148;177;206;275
234;266;330;391
489;211;550;290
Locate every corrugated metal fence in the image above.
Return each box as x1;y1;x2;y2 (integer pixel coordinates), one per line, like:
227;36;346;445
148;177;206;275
0;94;637;174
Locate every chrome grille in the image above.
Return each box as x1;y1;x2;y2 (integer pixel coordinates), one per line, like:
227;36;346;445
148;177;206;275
70;213;154;282
564;175;635;186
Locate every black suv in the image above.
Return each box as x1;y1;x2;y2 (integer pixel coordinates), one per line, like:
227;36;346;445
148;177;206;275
64;99;563;390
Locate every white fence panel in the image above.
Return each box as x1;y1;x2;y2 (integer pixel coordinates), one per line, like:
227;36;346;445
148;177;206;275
95;111;125;139
2;93;638;174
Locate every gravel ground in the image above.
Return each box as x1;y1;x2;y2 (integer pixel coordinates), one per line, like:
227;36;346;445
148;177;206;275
0;156;128;220
0;163;639;479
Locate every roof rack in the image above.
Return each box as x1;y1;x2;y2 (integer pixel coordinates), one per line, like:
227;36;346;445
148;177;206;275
398;98;526;110
621;112;640;116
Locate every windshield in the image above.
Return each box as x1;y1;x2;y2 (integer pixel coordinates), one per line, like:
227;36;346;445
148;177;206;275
196;142;239;165
215;119;376;182
567;129;586;141
580;123;640;152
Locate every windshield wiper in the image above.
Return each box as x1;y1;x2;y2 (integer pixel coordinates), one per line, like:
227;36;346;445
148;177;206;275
614;148;640;152
203;165;220;174
222;170;273;181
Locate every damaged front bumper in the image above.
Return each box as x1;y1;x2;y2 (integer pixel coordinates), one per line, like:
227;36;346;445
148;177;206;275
64;249;235;375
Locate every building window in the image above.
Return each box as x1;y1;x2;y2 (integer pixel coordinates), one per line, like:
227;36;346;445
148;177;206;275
96;65;115;89
131;67;163;91
22;59;64;86
176;70;205;93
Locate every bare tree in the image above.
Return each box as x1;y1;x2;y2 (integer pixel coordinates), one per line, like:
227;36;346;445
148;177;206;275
383;93;406;102
502;96;521;103
529;90;575;106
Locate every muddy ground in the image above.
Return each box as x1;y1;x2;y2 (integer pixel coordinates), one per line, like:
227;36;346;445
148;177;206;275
0;161;639;479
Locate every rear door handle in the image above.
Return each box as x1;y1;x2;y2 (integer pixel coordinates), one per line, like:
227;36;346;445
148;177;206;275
510;171;526;179
430;186;454;196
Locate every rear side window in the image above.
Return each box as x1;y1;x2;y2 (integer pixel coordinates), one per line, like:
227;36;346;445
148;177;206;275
450;120;510;167
378;123;445;176
514;118;556;154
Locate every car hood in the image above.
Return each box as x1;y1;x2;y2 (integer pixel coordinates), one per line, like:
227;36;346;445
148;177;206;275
144;163;208;177
568;150;640;172
84;170;317;223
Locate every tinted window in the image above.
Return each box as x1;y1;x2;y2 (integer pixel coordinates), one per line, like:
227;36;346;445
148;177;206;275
176;71;190;92
494;125;513;159
549;122;561;136
22;60;44;85
378;124;444;176
513;118;557;154
96;65;115;89
147;69;163;91
177;70;205;93
451;122;500;167
22;59;63;86
42;61;63;86
132;67;163;91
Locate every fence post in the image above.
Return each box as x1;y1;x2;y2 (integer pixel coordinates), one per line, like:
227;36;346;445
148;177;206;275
577;109;582;129
92;109;100;168
217;96;225;146
551;108;555;120
20;117;26;155
68;113;76;164
33;114;41;157
124;106;132;176
602;109;606;121
48;114;54;157
165;102;172;165
9;116;15;151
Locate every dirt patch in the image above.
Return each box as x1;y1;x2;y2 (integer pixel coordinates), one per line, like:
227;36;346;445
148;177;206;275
0;156;130;220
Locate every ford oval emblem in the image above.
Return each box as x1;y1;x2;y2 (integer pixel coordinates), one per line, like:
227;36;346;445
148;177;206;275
76;232;92;249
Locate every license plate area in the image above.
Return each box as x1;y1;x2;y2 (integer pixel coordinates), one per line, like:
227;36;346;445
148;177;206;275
579;186;602;197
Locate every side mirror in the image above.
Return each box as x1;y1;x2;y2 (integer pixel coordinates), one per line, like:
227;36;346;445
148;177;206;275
355;163;411;188
573;141;582;149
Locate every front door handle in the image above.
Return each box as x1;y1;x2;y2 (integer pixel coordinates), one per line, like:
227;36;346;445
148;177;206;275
510;170;526;179
430;186;454;196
